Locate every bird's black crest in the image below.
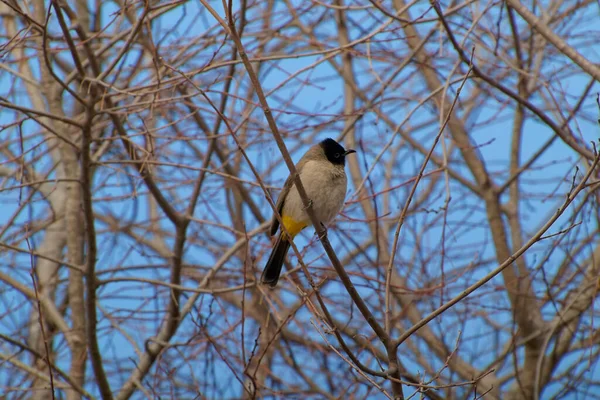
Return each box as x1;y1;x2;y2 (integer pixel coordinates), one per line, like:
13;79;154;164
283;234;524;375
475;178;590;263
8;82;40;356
320;138;353;165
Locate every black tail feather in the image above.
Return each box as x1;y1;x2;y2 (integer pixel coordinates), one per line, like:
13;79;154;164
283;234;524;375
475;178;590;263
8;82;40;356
261;234;291;287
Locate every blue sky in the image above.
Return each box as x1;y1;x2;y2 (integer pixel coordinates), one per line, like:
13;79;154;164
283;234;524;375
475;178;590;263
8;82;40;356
1;0;600;398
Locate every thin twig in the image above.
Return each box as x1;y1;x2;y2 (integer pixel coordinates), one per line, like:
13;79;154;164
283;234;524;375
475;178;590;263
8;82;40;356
394;142;600;349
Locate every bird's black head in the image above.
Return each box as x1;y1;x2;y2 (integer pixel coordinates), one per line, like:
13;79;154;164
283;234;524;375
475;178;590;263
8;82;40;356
320;138;356;166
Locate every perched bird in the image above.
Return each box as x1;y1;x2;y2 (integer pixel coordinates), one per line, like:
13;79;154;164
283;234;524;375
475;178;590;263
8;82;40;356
261;138;356;287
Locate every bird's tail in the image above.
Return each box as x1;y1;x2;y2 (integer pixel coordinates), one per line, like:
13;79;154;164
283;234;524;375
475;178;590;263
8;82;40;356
261;233;291;287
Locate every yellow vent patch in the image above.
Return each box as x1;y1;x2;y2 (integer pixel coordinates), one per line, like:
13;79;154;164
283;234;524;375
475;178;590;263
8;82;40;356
281;215;308;238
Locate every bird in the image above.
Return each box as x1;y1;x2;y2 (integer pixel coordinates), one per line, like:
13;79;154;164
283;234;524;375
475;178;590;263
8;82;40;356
261;138;356;287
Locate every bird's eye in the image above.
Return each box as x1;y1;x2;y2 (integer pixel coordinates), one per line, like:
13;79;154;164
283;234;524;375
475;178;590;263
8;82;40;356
335;153;341;158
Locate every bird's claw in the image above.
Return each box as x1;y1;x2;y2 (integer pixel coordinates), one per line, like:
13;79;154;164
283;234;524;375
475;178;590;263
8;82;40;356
303;199;313;210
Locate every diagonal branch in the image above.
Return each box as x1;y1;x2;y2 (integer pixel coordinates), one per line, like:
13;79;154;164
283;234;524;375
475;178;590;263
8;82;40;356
394;145;600;349
505;0;600;83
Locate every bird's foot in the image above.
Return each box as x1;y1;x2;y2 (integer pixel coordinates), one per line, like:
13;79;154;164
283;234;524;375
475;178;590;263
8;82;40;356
303;199;313;210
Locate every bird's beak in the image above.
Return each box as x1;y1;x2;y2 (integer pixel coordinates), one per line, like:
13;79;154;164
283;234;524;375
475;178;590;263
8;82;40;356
343;149;356;156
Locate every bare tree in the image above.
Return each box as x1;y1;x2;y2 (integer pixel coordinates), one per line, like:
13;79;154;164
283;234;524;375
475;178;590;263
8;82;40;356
1;0;599;399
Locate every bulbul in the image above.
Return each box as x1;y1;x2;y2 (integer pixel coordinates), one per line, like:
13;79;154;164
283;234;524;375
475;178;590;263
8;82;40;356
261;138;356;287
